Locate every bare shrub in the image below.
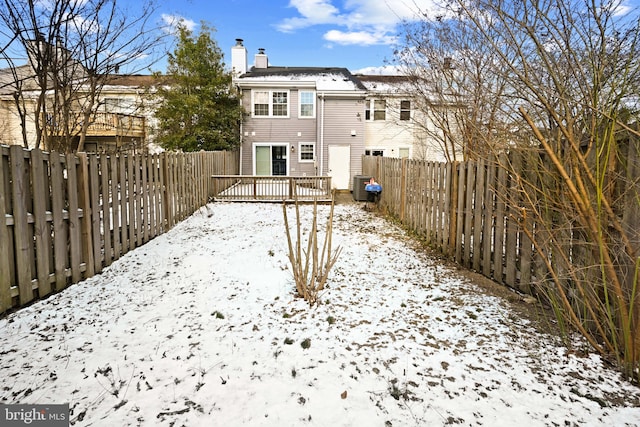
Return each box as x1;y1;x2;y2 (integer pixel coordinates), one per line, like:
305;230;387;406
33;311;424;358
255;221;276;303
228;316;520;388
282;193;342;306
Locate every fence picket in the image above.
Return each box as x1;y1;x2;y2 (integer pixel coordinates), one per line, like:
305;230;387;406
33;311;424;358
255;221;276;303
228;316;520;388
0;148;11;311
10;146;33;304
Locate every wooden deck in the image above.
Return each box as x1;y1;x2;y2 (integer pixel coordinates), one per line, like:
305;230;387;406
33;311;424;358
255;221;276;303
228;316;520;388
211;176;333;202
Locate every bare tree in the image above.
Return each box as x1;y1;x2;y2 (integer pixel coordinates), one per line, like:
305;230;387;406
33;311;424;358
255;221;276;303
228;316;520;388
394;10;514;161
0;0;164;151
398;0;640;380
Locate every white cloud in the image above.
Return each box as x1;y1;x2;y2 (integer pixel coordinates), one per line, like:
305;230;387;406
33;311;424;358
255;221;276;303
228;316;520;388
323;29;397;46
276;0;440;46
161;14;197;34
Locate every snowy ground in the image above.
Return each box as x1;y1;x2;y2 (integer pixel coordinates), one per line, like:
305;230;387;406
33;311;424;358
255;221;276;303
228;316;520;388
1;201;639;427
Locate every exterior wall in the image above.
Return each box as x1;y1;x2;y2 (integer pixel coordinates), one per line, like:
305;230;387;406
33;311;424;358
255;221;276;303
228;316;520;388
0;99;38;147
239;88;366;189
240;88;318;176
320;96;366;189
364;96;416;159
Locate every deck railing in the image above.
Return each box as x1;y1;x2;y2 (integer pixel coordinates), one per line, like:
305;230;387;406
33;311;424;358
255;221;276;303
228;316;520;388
211;176;332;202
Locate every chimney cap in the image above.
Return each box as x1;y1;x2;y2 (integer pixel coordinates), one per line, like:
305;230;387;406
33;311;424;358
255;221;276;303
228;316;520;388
258;48;265;54
235;38;244;46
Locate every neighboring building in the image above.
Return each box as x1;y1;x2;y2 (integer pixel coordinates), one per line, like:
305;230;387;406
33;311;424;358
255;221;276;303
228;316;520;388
0;43;155;153
357;75;415;160
232;40;367;190
357;74;460;162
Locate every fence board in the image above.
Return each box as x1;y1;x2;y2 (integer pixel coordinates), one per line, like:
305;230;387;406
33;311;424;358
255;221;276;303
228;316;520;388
100;155;112;266
135;154;143;246
31;149;52;297
77;153;95;278
504;153;520;288
10;146;33;304
89;155;102;273
482;156;496;277
0;148;11;311
110;154;121;261
472;159;485;272
119;154;128;253
463;161;475;267
455;162;466;264
127;154;136;251
50;153;67;290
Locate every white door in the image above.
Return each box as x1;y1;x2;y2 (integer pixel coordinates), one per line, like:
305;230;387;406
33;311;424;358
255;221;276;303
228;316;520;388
328;145;350;190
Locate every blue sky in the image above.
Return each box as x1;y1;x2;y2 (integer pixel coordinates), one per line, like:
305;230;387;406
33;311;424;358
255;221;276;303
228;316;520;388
150;0;443;74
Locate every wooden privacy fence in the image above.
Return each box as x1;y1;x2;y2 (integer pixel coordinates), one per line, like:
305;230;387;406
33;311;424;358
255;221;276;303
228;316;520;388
363;155;536;295
0;146;239;314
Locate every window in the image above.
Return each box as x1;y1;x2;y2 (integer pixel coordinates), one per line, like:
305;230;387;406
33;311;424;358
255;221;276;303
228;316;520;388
299;143;315;162
365;99;386;121
272;91;288;116
365;149;385;156
252;90;289;117
399;147;410;158
253;91;269;116
373;100;386;120
299;91;315;118
400;100;411;121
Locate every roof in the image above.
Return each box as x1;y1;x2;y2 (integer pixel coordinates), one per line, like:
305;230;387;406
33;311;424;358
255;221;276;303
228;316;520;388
355;74;415;94
103;74;157;87
238;66;367;91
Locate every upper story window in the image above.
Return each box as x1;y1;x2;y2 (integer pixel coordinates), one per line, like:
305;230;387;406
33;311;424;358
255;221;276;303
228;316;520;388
365;99;386;121
373;100;386;120
299;91;315;118
400;100;411;121
252;90;289;117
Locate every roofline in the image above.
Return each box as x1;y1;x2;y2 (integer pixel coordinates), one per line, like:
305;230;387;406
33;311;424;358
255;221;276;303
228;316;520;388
235;80;317;89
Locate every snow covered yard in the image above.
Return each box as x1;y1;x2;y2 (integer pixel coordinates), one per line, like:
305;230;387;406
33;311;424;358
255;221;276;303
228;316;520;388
1;201;639;426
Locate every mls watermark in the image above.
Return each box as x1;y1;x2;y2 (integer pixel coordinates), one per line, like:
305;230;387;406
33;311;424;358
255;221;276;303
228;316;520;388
1;404;69;426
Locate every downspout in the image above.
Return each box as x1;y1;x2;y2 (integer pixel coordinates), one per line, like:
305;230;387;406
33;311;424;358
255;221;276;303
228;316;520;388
319;92;325;177
237;84;243;175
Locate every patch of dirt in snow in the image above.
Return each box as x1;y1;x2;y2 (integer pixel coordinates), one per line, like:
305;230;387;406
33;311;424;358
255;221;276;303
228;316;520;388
0;200;639;427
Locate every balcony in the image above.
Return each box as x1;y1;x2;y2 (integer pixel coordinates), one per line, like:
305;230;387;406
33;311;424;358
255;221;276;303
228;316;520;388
45;112;146;138
84;112;146;138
